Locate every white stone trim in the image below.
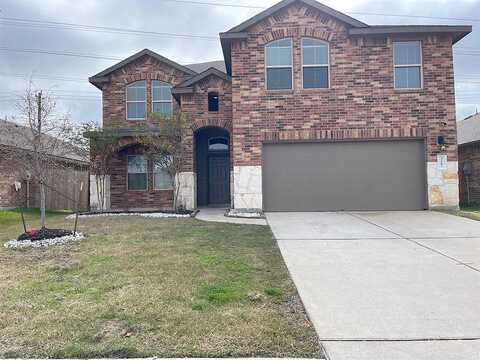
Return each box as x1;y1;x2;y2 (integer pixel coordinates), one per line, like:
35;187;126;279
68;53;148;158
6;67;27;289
233;166;263;210
427;161;459;210
89;175;110;211
176;172;196;210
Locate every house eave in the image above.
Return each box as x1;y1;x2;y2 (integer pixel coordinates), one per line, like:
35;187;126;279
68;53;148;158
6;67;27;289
349;25;472;44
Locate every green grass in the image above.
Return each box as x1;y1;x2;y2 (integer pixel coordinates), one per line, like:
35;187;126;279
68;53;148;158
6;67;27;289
440;204;480;221
0;209;323;359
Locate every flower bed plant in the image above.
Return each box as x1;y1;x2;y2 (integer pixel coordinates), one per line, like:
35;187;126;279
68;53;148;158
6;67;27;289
5;229;84;249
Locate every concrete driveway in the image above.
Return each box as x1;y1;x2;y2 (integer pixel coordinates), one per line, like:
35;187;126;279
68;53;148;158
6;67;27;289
266;211;480;360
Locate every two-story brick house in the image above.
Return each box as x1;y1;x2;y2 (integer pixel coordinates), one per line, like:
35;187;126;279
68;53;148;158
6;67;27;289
89;0;471;212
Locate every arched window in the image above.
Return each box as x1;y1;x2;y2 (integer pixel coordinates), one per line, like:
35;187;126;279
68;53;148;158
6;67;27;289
126;80;146;120
152;80;172;115
208;137;229;151
302;38;329;89
265;38;293;90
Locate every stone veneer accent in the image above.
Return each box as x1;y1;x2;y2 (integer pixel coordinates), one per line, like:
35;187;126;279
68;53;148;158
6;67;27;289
427;161;459;209
233;166;262;209
176;172;196;210
89;175;111;211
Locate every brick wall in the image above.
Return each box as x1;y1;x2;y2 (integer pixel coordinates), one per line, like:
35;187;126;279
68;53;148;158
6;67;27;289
230;2;457;167
178;74;233;172
109;145;173;210
0;156;18;208
102;54;191;128
459;143;480;204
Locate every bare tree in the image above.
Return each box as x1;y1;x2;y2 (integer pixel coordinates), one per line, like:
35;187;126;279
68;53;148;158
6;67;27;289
88;129;121;212
2;83;73;228
137;112;188;211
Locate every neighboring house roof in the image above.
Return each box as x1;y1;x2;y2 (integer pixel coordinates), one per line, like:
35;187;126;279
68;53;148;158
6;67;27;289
220;0;472;74
458;113;480;146
186;60;226;73
89;49;197;89
172;67;231;96
0;120;89;164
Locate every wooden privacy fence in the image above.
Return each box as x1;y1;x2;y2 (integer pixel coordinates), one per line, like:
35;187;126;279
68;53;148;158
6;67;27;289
26;166;89;212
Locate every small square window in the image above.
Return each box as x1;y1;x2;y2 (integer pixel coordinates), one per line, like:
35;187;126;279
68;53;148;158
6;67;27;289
208;92;219;112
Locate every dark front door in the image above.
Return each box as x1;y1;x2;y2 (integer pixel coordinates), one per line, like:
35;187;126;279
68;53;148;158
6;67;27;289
208;155;230;205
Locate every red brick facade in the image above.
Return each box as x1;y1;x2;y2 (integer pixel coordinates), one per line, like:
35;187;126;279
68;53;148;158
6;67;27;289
92;0;465;210
102;61;233;209
102;55;191;128
230;2;457;167
459;143;480;204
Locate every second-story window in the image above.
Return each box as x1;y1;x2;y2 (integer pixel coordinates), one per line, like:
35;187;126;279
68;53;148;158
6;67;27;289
208;92;219;112
126;80;146;120
152;80;172;115
266;38;292;90
394;41;422;89
302;38;329;89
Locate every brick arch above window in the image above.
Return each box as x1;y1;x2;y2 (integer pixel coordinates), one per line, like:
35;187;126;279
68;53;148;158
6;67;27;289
259;27;333;46
190;119;232;133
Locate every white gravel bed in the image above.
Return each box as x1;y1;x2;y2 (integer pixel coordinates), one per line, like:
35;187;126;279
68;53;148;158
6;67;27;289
226;209;265;219
4;232;85;249
66;212;191;219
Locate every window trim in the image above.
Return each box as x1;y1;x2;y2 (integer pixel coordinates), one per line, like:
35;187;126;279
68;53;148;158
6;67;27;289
151;80;173;115
126;80;147;121
153;156;174;190
265;38;294;91
127;155;148;191
301;38;330;89
393;41;423;90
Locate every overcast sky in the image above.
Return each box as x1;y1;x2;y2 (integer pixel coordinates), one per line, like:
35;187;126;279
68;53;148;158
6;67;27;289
0;0;478;125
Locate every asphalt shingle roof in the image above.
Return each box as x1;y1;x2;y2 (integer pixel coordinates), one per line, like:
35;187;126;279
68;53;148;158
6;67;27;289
0;120;89;163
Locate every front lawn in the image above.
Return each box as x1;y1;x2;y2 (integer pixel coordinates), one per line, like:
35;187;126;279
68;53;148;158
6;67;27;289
440;204;480;222
0;209;323;359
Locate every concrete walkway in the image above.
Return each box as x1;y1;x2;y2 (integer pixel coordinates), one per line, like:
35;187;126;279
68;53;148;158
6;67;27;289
266;211;480;360
196;208;267;225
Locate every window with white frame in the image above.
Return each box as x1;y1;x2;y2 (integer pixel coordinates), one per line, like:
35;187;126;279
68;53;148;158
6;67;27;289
302;38;329;89
153;155;173;190
152;80;172;115
265;38;293;90
127;155;147;190
394;41;422;89
126;80;146;120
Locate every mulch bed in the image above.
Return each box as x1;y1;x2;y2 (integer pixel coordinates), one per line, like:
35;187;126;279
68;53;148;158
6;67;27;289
17;228;74;241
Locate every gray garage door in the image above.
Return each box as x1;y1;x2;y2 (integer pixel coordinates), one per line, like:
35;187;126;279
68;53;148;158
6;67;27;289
262;140;427;211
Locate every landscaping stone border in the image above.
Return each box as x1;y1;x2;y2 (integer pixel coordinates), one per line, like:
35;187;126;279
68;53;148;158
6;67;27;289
66;211;195;220
4;232;85;249
225;208;265;219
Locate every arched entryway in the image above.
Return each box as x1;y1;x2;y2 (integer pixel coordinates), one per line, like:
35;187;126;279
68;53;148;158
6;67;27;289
195;127;231;207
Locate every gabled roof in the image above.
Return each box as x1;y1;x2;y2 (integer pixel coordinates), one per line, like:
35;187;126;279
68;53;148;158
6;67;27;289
89;49;197;89
220;0;472;75
226;0;368;33
172;67;231;96
220;0;368;75
458;113;480;146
